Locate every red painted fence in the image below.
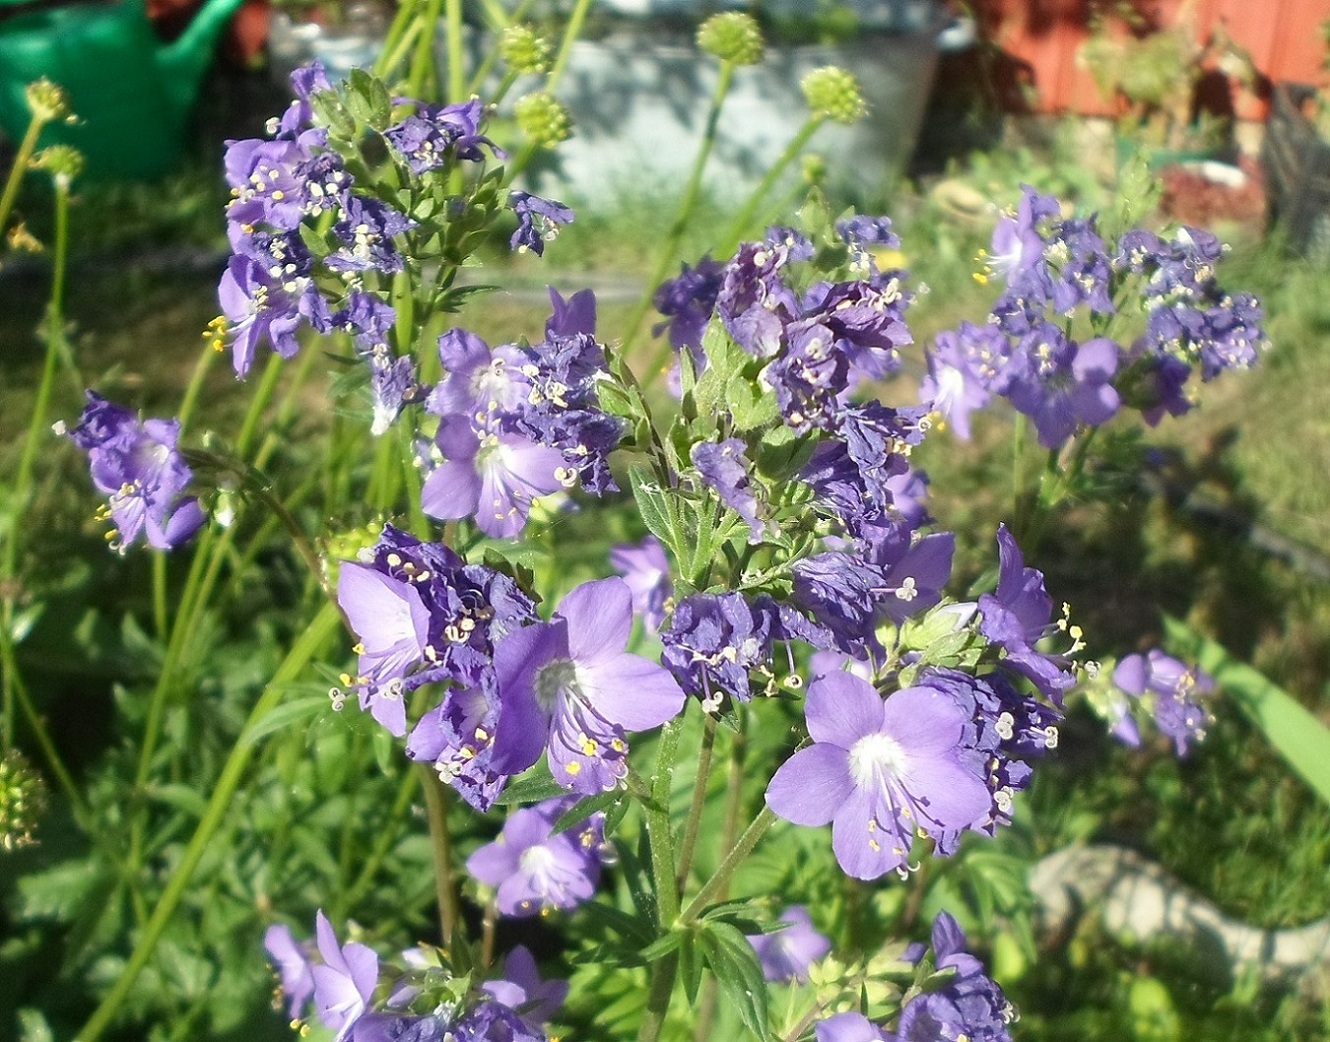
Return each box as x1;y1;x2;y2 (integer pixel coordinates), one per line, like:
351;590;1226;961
976;0;1330;119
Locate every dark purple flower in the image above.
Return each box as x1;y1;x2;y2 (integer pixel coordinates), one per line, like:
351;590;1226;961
275;61;333;138
747;906;831;983
465;796;604;916
311;910;379;1040
65;392;205;552
490;577;686;792
978;525;1076;702
218;243;330;377
609;536;672;633
450;1000;546;1042
1113;650;1214;756
765;671;993;880
385;97;501;174
265;923;316;1022
692;438;774;544
346;1013;447;1042
1005;327;1120;448
660;592;795;709
407;684;507;811
333;291;397;352
716;241;799;358
509;191;575;256
369;354;422;436
481;945;569;1028
653;255;724;356
327;194;414;275
837;214;900;250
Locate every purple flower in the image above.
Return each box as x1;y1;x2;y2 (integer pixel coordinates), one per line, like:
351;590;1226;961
385;98;500;174
265;923;316;1022
692;438;774;544
346;1013;447;1042
1005;327;1120;448
609;536;672;633
311;910;379;1040
490;577;686;792
482;945;569;1028
65;392;206;552
977;525;1075;702
1113;650;1214;756
327;194;414;275
919;323;1008;441
450;1000;546;1042
218;243;330;377
886;912;1016;1042
653;255;724;356
716;241;799;357
509;191;575;256
465;797;604;916
765;671;993;880
421;417;569;539
747;906;832;983
407;685;507;811
816;1012;887;1042
428;329;530;421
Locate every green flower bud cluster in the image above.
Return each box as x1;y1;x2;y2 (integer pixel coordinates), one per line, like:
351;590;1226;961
0;750;47;852
800;65;867;125
33;145;84;185
514;91;573;148
697;13;764;66
24;77;69;124
500;25;552;75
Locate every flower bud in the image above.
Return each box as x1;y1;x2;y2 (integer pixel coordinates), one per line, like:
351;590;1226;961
800;66;867;124
514;91;573;148
697;13;764;66
802;153;828;186
32;145;84;187
500;25;551;75
0;750;47;852
24;77;69;124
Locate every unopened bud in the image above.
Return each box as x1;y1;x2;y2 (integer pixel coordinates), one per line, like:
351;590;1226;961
802;153;828;185
514;91;572;148
500;25;551;75
32;145;84;186
0;750;47;852
24;78;69;124
697;13;764;66
801;66;867;124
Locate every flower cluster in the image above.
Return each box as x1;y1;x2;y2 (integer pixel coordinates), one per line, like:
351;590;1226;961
922;185;1265;446
264;911;563;1041
63;391;205;552
1111;649;1215;755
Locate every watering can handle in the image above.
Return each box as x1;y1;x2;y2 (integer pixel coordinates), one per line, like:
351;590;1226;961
156;0;248;79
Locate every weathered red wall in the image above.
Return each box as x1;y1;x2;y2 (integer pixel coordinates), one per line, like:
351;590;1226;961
977;0;1330;119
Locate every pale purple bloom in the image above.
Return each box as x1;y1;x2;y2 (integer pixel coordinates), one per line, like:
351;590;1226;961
609;536;672;633
1113;650;1214;756
421;417;568;539
66;392;205;552
218;246;330;377
816;1012;887;1042
977;525;1075;703
509;191;574;256
692;438;773;544
490;577;686;792
450;1000;546;1042
482;945;569;1028
311;910;379;1040
370;354;422;436
919;324;1004;441
346;1013;447;1042
1005;328;1120;448
747;906;831;983
765;671;993;880
276;61;333;138
465;797;604;916
265;923;316;1022
428;328;529;421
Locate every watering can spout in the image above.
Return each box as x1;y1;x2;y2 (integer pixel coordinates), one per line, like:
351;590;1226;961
155;0;248;105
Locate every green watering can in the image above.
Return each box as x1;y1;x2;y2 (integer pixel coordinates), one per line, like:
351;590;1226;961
0;0;246;179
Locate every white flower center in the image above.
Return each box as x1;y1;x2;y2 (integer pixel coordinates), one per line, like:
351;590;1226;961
848;732;907;789
519;843;557;877
535;657;581;712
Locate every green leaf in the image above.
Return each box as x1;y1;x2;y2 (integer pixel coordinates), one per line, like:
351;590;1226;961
1163;617;1330;807
698;920;773;1041
147;783;209;819
727;375;779;432
494;770;566;806
679;930;703;1004
628;466;679;557
241;694;328;746
551;789;622;837
637;931;684;963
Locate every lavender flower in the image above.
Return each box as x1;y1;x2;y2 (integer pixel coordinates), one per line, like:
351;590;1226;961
65;392;205;552
1004;327;1120;448
1113;650;1214;755
406;684;507;811
450;1000;546;1042
312;910;380;1041
327;194;414;275
747;906;831;983
609;536;672;633
218;243;330;377
265;923;316;1022
765;671;993;880
465;797;604;916
652;255;724;356
490;578;686;792
508;191;575;255
481;945;569;1028
346;1013;447;1042
816;1012;887;1042
692;438;774;544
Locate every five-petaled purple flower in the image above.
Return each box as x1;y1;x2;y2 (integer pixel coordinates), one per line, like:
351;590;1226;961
765;671;993;880
311;910;380;1041
65;391;206;553
482;945;569;1028
490;577;686;792
466;797;605;916
1112;650;1214;756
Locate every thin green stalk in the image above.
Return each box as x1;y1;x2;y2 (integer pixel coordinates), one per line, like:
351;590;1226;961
444;0;464;103
177;340;220;434
716;115;825;254
679;806;775;925
545;0;593;94
343;765;420;907
675;712;718;891
465;0;538;97
621;61;737;357
76;601;341;1042
419;763;460;954
637;950;681;1042
151;554;168;641
1011;413;1027;536
407;0;447;101
0;111;47;236
235;354;285;459
374;0;424;80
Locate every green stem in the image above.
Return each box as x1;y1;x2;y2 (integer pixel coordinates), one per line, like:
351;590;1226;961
407;0;447;101
717;115;825;255
637;951;681;1042
646;717;683;928
679;806;775;925
374;0;424;81
75;601;341;1042
674;712;717;892
151;554;168;641
545;0;593;95
343;765;420;907
177;341;220;435
444;0;464;103
0;111;46;237
621;61;737;358
419;763;460;954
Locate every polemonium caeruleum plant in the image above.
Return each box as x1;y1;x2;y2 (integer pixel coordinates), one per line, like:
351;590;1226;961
14;10;1273;1041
